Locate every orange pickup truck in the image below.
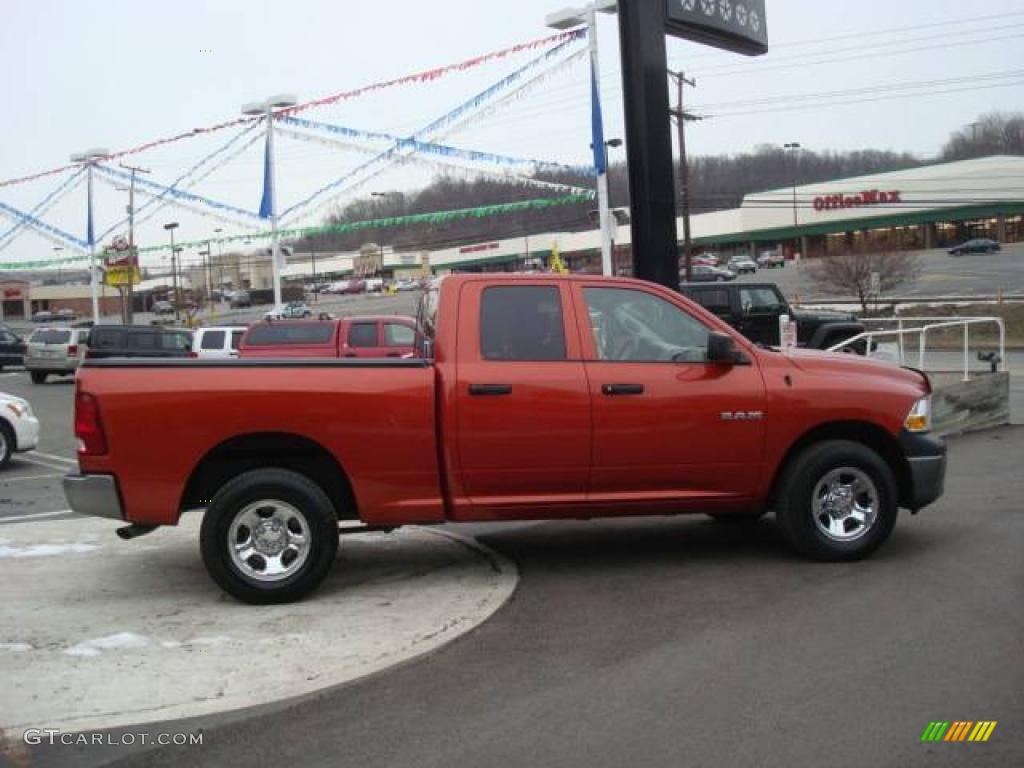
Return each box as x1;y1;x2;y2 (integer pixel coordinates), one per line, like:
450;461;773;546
64;274;945;603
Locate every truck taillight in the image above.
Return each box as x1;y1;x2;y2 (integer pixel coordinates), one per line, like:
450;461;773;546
75;391;108;455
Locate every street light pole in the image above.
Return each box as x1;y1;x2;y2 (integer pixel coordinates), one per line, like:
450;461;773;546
163;222;180;323
120;163;149;324
243;94;298;313
547;0;618;276
71;148;109;324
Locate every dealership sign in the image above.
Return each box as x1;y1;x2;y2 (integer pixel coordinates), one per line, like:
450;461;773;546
666;0;768;56
813;189;902;212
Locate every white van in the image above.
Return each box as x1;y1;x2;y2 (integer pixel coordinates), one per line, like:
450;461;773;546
193;326;247;359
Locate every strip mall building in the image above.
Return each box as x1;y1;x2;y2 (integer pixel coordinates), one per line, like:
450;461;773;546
363;154;1024;275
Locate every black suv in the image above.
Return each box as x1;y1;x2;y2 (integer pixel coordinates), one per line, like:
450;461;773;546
680;282;866;351
85;325;194;359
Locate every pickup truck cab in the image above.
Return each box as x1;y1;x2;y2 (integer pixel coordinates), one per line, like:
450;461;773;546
680;282;866;351
238;316;416;359
64;274;945;604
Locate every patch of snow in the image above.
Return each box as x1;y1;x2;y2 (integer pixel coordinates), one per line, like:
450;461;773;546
0;541;100;559
65;632;153;657
0;642;33;652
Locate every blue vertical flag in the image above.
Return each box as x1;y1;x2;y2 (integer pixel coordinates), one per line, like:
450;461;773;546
86;184;95;247
258;136;273;219
590;60;606;175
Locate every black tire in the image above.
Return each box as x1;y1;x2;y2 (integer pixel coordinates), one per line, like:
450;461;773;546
200;468;339;604
29;371;46;385
0;420;13;468
775;440;898;561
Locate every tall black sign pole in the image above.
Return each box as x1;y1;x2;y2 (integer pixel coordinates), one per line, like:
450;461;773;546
617;0;767;290
617;0;678;289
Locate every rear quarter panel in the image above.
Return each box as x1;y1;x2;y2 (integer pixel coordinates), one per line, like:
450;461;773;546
76;362;443;526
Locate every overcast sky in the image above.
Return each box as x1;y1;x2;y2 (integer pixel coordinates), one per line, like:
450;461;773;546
1;0;1022;269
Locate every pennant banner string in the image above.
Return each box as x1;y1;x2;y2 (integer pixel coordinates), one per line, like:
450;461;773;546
0;29;585;191
280;36;585;223
94;164;262;221
0;198;89;249
277;128;592;195
0;168;85;252
98;123;263;242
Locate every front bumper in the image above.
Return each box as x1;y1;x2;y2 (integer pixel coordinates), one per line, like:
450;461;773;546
63;473;124;520
899;431;947;511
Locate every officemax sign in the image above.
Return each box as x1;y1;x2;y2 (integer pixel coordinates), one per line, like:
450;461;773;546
813;190;902;212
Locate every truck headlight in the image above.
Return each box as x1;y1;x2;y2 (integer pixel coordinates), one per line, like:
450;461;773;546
904;396;931;433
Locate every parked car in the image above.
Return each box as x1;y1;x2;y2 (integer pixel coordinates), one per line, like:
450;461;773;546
193;326;247;359
679;282;867;351
948;238;1000;256
394;279;420;292
56;308;76;321
691;253;720;267
153;300;175;316
25;326;91;384
65;273;945;603
238;315;417;359
85;325;193;360
0;392;39;467
341;280;367;295
726;256;757;275
757;250;786;268
32;310;54;323
0;328;26;370
264;302;313;321
686;265;737;283
229;290;252;309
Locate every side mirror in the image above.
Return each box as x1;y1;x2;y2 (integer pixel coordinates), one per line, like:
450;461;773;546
707;331;748;365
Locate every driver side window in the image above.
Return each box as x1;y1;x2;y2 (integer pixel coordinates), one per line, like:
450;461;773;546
583;287;710;363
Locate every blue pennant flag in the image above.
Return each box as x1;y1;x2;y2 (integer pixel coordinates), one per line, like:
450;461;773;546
590;60;606;175
258;137;272;219
86;188;95;246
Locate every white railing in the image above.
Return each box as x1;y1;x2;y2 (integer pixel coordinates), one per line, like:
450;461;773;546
825;316;1006;380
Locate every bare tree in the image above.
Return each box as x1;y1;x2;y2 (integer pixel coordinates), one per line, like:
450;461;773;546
942;111;1024;161
805;251;921;313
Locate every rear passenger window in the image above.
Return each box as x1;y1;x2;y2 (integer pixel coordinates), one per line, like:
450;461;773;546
127;332;158;350
480;286;566;361
692;289;730;314
200;331;226;351
348;323;378;348
245;324;334;345
384;323;415;347
231;330;244;350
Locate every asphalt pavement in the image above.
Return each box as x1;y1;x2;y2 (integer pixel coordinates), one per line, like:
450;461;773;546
739;242;1023;302
11;425;1022;768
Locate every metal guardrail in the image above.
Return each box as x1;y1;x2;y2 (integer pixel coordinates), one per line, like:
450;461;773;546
826;317;1006;381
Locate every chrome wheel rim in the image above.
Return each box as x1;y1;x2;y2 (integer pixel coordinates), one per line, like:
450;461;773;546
228;500;311;583
812;467;878;542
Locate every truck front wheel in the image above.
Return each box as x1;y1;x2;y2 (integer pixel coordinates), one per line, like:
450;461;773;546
776;440;898;561
200;468;339;604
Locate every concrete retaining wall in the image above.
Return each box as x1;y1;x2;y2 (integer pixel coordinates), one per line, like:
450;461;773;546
930;371;1010;436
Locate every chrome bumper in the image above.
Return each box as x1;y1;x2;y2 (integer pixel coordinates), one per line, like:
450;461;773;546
63;474;124;520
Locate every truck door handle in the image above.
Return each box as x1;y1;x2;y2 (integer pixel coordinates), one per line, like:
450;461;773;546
469;384;513;396
602;383;645;396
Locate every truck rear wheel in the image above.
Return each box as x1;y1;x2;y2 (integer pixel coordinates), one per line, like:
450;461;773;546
200;468;339;604
776;440;897;561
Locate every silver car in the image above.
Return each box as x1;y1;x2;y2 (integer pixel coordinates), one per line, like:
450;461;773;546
25;327;90;384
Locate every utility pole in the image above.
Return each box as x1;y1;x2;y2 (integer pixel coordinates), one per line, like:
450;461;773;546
120;163;150;323
311;236;318;303
668;70;700;283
